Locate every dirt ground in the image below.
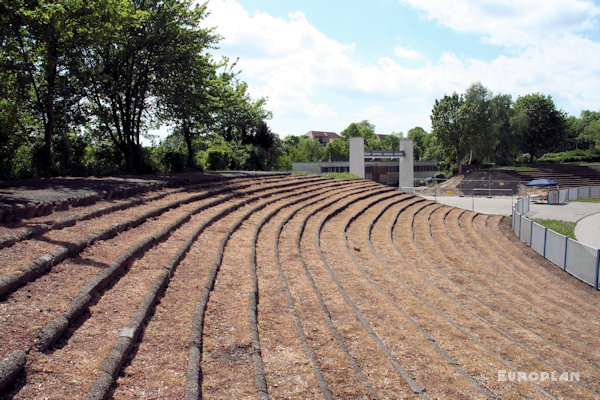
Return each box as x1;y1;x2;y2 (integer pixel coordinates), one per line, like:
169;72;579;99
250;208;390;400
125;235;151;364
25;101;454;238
1;173;599;399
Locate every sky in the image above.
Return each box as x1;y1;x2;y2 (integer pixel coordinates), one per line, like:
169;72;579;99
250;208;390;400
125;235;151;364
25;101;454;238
201;0;600;138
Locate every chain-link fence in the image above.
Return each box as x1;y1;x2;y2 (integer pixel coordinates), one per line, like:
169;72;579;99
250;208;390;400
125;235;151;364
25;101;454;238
512;196;600;289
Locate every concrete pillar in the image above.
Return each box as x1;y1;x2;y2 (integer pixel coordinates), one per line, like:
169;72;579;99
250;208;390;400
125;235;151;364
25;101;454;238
349;137;365;178
399;140;414;193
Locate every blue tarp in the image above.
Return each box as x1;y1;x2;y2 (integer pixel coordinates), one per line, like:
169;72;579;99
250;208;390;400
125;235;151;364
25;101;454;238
526;178;559;187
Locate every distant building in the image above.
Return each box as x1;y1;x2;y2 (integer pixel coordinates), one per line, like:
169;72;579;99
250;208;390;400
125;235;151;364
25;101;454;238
292;160;439;187
376;134;388;140
305;131;340;145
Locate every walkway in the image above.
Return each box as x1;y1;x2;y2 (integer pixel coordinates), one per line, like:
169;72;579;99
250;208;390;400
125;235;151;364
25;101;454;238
419;193;600;249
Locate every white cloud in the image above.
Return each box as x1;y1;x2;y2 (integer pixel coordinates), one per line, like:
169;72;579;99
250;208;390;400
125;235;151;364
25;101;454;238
400;0;600;46
394;45;425;60
203;0;600;137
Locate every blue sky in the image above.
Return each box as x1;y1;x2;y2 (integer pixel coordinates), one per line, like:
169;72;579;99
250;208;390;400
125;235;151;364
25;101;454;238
202;0;600;138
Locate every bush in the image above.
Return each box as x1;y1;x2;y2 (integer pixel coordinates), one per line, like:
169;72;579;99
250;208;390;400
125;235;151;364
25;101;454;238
162;151;186;173
204;148;230;171
538;148;600;163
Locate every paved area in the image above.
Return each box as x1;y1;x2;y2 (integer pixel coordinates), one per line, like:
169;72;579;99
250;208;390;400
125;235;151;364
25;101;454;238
419;194;516;216
419;193;600;249
574;213;600;249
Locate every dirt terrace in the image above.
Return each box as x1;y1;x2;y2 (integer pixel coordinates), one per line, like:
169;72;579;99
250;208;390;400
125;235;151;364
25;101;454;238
0;174;599;399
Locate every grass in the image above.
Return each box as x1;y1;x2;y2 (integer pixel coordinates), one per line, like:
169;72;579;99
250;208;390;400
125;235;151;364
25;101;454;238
292;171;361;180
492;165;539;172
322;172;360;180
573;197;600;203
533;218;577;239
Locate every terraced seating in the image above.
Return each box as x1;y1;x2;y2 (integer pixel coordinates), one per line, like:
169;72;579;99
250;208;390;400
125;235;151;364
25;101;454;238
1;175;599;399
507;164;600;188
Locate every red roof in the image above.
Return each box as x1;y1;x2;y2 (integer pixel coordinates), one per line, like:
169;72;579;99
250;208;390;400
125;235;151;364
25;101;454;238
305;131;340;139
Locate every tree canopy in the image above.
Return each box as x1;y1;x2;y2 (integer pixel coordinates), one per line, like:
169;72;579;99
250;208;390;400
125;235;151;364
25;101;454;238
0;0;275;178
510;93;566;162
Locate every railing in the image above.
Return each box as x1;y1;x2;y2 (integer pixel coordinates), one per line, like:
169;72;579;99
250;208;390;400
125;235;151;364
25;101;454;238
512;196;600;290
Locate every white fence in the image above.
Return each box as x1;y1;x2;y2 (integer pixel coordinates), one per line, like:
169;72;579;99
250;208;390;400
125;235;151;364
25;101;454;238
512;195;600;289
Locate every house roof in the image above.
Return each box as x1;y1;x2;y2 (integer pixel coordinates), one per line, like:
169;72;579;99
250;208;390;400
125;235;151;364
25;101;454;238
305;131;340;139
376;134;388;140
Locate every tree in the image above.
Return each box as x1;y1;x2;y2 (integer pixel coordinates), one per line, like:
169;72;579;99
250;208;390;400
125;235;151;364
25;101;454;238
156;3;221;168
2;0;95;174
379;133;402;151
211;68;272;144
325;138;349;161
431;93;468;173
84;0;219;171
462;82;493;164
296;136;325;162
422;131;445;161
582;119;600;147
510;93;566;162
340;120;378;149
407;127;427;160
488;93;516;165
576;110;600;148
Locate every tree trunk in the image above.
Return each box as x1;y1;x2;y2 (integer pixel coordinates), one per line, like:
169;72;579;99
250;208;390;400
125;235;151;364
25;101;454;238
185;135;194;168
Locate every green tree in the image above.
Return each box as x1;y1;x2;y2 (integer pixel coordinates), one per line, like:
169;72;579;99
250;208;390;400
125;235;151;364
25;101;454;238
576;110;600;148
340;120;378;148
84;0;218;171
488;93;516;165
582;119;600;147
407;127;427;160
211;68;272;144
296;136;325;162
325;138;349;161
379;133;402;151
1;0;95;174
422;131;445;161
510;93;566;162
156;3;221;168
431;92;468;173
462;82;493;164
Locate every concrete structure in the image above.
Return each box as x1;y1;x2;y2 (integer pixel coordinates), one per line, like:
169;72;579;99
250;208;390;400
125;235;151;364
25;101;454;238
399;140;414;193
292;160;438;186
349;137;365;179
301;137;416;190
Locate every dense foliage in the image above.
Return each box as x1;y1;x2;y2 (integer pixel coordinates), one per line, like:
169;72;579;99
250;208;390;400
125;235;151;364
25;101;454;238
0;0;276;178
428;83;600;172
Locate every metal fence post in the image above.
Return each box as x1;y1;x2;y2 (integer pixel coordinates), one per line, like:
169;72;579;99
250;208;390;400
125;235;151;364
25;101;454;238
529;220;533;245
519;213;523;239
595;249;600;290
543;227;548;258
563;236;569;271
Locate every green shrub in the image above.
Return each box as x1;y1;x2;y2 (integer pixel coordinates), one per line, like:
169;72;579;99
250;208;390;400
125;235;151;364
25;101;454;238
204;148;230;171
162;151;186;173
538;148;600;163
